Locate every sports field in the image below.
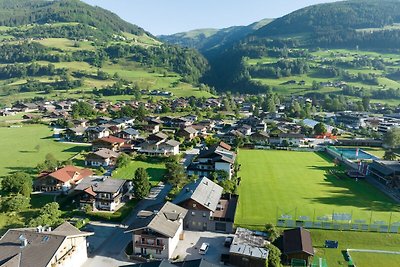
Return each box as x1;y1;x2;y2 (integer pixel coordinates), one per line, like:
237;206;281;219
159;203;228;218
311;229;400;267
235;150;400;227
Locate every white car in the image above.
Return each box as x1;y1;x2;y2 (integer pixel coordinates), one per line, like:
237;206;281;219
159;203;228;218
199;242;209;255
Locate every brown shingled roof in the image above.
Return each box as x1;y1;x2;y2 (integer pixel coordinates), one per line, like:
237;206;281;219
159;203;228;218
283;227;314;256
97;136;125;144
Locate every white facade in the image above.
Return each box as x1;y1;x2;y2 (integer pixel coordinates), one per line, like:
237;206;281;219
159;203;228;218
51;236;88;267
215;162;233;179
132;218;184;259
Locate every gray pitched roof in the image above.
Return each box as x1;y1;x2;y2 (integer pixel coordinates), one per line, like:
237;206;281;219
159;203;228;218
74;176;126;194
0;223;92;267
165;140;180;147
122;128;140;136
90;148;120;159
173;177;223;211
126;202;187;238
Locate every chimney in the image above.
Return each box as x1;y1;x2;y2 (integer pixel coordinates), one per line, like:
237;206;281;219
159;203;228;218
19;235;28;248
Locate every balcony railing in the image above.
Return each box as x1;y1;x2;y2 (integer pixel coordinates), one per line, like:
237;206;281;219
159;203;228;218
135;241;165;250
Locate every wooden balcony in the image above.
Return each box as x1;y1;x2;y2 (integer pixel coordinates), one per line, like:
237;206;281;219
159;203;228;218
135;241;165;250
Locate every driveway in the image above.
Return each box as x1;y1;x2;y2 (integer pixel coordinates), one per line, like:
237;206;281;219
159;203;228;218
82;183;172;267
172;231;230;265
182;148;200;168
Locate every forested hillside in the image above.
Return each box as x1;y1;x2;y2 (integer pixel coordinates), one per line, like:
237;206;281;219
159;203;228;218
202;0;400;97
0;0;211;105
0;0;147;35
255;0;400;48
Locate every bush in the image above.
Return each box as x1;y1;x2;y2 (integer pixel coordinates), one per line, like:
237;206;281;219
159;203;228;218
1;195;30;212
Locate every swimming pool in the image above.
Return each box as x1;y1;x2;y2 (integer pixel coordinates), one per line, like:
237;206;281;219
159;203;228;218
328;147;378;160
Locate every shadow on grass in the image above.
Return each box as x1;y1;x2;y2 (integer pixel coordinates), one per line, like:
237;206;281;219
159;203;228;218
19;150;37;153
306;173;400;212
147;167;166;183
62;146;87;153
6;166;36;175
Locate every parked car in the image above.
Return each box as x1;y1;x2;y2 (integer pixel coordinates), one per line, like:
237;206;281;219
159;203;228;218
224;236;234;247
199;242;210;255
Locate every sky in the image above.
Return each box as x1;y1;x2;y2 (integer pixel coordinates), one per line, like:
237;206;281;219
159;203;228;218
82;0;339;35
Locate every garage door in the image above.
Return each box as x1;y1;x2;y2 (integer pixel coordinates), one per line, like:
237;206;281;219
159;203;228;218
215;222;226;232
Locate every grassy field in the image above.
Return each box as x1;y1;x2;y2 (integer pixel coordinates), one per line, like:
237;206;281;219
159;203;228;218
112;159;166;186
311;229;400;267
349;251;400;267
235;150;400;227
0;124;88;176
35;38;95;51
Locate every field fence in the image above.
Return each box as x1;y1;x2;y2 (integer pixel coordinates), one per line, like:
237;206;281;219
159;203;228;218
271;207;400;234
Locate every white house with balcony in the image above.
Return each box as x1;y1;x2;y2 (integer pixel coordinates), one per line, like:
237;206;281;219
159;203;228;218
125;202;187;259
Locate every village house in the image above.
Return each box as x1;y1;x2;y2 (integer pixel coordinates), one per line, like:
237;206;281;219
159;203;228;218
34;165;93;193
270;133;306;147
138;139;180;156
65;126;87;141
187;143;236;179
92;136;125;152
173;177;238;233
250;131;270;145
117;128;140;140
12;103;39;112
73;176;129;211
125;202;187;259
85;126;110;142
85;148;121;167
0;222;93;267
143;119;161;134
229;227;269;267
176;126;198;140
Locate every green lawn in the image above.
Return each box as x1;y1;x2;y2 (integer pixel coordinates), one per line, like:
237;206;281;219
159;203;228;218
235;150;400;227
349;251;400;267
0;124;88;176
112;159;166;186
311;229;400;267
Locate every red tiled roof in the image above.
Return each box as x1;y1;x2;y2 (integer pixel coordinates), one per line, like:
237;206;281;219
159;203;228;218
96;136;125;144
219;141;232;151
84;186;97;197
48;165;93;183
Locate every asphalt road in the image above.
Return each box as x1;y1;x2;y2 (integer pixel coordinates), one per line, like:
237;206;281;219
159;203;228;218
82;183;172;267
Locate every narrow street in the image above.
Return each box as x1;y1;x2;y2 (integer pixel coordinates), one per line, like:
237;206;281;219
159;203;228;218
82;183;172;267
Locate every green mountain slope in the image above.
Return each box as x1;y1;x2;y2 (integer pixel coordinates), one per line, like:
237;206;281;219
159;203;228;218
0;0;212;106
254;0;400;48
0;0;147;35
159;18;273;54
201;0;400;103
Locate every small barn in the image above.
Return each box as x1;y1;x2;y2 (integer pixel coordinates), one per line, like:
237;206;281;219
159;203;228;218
283;227;314;265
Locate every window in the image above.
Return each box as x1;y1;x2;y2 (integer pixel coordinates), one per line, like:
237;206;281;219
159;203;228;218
202;212;207;217
156;249;162;254
191;211;195;216
192;203;196;208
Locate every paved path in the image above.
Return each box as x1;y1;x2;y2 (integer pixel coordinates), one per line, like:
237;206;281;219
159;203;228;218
82;183;172;267
182;148;200;168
